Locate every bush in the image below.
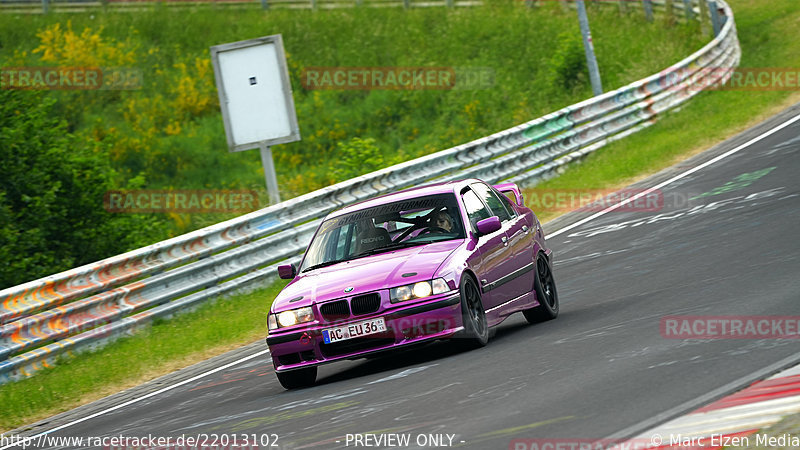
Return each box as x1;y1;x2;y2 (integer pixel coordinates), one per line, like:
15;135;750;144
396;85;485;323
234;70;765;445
0;90;169;289
548;31;588;92
333;137;385;180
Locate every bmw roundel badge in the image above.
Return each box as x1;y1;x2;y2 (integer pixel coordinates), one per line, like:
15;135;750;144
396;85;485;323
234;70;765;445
344;286;354;293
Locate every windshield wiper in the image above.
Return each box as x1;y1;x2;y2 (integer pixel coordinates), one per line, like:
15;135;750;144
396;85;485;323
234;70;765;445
301;258;350;273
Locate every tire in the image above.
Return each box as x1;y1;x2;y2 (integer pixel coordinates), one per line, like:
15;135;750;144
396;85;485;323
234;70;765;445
276;366;317;390
458;275;489;348
523;254;559;324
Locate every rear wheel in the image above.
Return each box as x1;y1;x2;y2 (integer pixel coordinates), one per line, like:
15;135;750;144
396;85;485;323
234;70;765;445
276;366;317;390
458;275;489;348
523;254;559;324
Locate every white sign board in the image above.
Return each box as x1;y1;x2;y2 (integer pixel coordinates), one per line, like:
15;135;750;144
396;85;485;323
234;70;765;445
210;35;301;152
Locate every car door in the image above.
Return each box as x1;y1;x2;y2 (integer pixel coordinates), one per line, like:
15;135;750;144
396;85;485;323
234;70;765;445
460;186;515;311
496;189;535;273
470;182;535;304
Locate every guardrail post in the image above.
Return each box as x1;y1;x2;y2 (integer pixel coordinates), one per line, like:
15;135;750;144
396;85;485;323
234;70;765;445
42;0;49;14
403;0;409;8
698;0;710;34
310;0;317;9
261;0;269;10
708;0;722;36
446;0;454;7
643;0;653;22
683;0;693;21
618;0;628;14
664;0;675;24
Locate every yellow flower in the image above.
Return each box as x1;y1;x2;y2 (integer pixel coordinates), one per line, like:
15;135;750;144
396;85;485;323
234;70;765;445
33;21;136;67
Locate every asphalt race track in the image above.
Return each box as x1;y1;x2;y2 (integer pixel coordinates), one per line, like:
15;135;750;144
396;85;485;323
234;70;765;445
9;103;800;450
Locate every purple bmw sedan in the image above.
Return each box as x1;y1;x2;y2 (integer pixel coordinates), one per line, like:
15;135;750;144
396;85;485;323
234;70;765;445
266;179;558;389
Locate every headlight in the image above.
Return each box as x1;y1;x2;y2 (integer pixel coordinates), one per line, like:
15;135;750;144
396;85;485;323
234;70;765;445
392;284;413;302
413;281;432;298
391;278;450;303
268;306;314;330
432;278;449;294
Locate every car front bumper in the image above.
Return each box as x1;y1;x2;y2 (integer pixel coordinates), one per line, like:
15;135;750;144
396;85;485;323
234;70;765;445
266;291;463;372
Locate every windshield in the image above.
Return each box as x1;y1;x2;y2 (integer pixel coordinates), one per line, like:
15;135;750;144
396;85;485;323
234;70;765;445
300;193;465;273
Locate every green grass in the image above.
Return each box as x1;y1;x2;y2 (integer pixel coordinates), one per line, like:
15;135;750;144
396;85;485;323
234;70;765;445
2;0;797;433
525;0;800;222
0;280;286;432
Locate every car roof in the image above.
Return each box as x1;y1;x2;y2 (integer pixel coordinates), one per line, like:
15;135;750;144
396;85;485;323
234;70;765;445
326;179;479;219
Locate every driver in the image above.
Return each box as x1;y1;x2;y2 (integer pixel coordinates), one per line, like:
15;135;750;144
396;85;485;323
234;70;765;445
433;210;454;232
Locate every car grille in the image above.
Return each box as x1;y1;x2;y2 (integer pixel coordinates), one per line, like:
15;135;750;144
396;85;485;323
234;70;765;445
350;293;381;315
319;335;395;358
320;300;350;322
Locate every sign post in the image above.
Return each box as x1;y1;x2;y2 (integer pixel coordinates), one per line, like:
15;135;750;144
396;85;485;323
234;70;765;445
576;0;603;96
259;143;281;205
210;34;301;205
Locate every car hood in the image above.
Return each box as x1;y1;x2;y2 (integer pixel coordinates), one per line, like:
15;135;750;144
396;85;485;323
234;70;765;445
272;240;462;311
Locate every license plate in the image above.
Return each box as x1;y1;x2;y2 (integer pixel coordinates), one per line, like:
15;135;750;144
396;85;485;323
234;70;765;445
323;317;387;344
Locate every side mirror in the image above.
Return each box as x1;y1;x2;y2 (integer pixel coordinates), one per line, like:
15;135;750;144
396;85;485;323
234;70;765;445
476;216;501;236
277;264;297;280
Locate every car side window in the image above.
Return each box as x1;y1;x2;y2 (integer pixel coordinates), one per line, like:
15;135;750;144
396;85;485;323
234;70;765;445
471;183;512;222
497;191;518;218
333;223;355;260
461;189;491;230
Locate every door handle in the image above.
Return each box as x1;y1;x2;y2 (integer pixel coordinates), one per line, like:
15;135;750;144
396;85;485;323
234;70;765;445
501;236;508;246
522;225;529;233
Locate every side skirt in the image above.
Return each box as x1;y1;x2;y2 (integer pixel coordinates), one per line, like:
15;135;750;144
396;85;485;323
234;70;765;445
484;291;537;327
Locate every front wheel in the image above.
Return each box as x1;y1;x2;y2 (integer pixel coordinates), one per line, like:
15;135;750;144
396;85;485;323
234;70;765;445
458;275;489;348
276;366;317;390
523;254;559;324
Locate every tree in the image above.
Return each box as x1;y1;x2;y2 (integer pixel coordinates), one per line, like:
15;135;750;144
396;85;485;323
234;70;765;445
0;90;163;289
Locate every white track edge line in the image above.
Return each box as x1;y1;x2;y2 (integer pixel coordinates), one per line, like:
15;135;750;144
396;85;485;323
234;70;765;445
548;112;800;238
606;350;800;443
0;349;270;449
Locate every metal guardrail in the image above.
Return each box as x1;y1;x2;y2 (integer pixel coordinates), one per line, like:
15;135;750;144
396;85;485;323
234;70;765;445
0;0;739;384
0;0;711;16
0;0;482;14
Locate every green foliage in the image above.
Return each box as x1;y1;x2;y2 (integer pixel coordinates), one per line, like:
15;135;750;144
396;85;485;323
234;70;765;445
548;31;588;92
0;90;171;289
0;3;707;287
333;137;385;180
